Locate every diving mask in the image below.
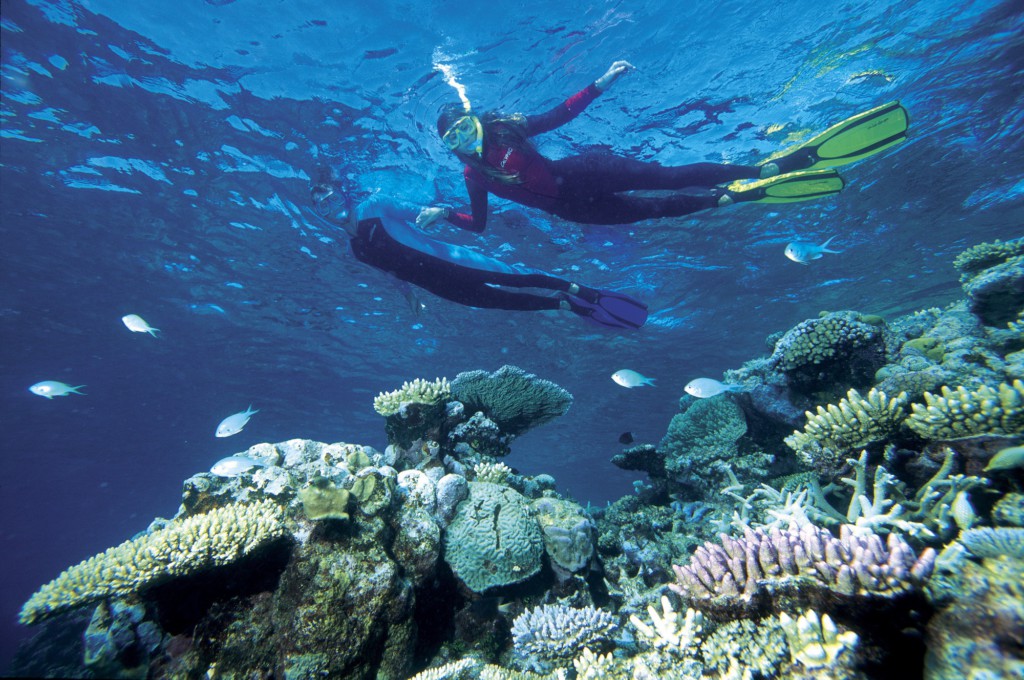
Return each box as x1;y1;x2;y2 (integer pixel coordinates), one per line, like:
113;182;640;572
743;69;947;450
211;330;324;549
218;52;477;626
442;115;483;155
311;182;347;219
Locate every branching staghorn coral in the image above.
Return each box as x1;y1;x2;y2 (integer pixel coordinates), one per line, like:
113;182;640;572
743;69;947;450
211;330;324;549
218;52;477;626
511;604;617;673
20;501;287;625
905;380;1024;439
785;388;908;472
628;595;704;655
407;659;478;680
372;377;451;416
670;523;935;606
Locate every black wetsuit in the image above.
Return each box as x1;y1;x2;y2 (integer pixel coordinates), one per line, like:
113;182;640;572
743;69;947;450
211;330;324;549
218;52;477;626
350;217;576;312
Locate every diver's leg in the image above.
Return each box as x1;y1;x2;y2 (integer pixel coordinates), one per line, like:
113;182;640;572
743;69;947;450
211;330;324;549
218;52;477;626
553;153;759;192
556;192;719;225
456;284;563;312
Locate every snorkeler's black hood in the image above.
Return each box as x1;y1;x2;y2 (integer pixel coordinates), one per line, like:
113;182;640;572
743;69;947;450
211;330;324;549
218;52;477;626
437;102;469;137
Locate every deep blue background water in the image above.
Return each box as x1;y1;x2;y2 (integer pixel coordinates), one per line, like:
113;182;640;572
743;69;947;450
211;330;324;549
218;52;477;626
1;0;1022;667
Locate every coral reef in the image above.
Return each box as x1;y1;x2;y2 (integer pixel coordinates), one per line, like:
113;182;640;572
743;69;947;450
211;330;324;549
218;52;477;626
530;497;596;576
444;482;545;593
777;609;858;670
451;365;573;437
954;237;1024;327
20;500;287;625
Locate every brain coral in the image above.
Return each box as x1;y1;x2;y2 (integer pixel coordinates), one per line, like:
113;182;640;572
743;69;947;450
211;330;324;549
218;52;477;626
451;365;572;437
20;500;287;625
905;380;1024;440
443;482;544;593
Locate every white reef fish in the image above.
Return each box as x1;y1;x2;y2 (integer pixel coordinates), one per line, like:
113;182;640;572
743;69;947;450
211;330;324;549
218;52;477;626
210;455;268;477
612;369;656;388
121;314;160;336
784;236;842;264
215;405;259;437
684;378;742;399
29;380;86;399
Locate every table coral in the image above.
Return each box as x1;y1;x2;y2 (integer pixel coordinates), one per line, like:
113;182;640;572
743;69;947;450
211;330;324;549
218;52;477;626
450;365;573;437
20;500;287;625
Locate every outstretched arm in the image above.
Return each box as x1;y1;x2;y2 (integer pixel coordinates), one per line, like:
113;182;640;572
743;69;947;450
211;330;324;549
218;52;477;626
416;174;489;233
524;60;635;136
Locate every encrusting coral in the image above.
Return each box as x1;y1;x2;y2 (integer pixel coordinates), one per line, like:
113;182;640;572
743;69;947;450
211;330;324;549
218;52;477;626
373;377;451;416
20;500;287;625
905;380;1024;439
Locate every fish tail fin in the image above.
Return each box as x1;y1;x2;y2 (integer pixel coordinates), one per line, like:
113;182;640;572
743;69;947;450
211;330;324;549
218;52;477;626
247;404;259;414
820;236;842;253
148;328;161;337
822;247;843;254
71;385;87;394
645;377;657;386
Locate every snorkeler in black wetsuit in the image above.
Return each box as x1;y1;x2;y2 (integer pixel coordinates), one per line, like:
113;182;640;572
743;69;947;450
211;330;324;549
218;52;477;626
310;173;648;329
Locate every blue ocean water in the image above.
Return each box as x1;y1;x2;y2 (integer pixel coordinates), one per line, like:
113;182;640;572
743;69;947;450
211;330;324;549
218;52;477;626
0;0;1021;668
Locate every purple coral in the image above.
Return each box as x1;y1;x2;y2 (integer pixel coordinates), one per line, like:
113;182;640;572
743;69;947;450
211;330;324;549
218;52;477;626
670;523;935;602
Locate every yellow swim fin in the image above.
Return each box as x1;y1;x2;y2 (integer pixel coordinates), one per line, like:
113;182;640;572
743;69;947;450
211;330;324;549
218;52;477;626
723;169;845;205
762;101;909;173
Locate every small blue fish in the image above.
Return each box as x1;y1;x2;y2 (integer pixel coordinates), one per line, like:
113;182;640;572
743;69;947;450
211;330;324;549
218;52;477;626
684;378;742;399
784;236;842;264
215;405;258;437
122;314;160;337
210;455;268;477
29;380;86;399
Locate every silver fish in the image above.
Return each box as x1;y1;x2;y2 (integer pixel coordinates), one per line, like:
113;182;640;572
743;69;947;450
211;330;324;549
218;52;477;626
784;236;842;264
612;369;656;388
215;405;259;437
29;380;86;399
684;378;741;399
210;455;268;477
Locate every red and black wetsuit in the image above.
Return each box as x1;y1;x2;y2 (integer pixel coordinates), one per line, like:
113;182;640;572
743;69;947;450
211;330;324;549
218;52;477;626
444;83;762;231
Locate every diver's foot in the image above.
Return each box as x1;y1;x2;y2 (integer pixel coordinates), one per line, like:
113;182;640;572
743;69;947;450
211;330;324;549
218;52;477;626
763;148;818;176
759;162;780;179
717;190;735;207
568;283;580;295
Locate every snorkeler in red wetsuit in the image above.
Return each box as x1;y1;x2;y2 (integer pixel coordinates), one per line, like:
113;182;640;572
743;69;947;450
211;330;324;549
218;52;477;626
419;61;908;232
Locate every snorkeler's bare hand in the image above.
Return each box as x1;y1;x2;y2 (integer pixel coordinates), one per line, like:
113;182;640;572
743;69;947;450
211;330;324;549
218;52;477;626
595;60;635;92
416;207;446;229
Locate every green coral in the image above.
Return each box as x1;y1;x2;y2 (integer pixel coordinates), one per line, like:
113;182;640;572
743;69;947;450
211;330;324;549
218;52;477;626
953;238;1024;282
660;396;749;493
993;493;1024;527
451;365;573;437
701;617;788;678
407;659;478;680
784;388;908;468
350;469;394;515
20;500;287;625
960;527;1024;560
906;379;1024;439
373;377;451;416
298;480;350;521
902;336;946;362
444;482;544;593
770;312;881;371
